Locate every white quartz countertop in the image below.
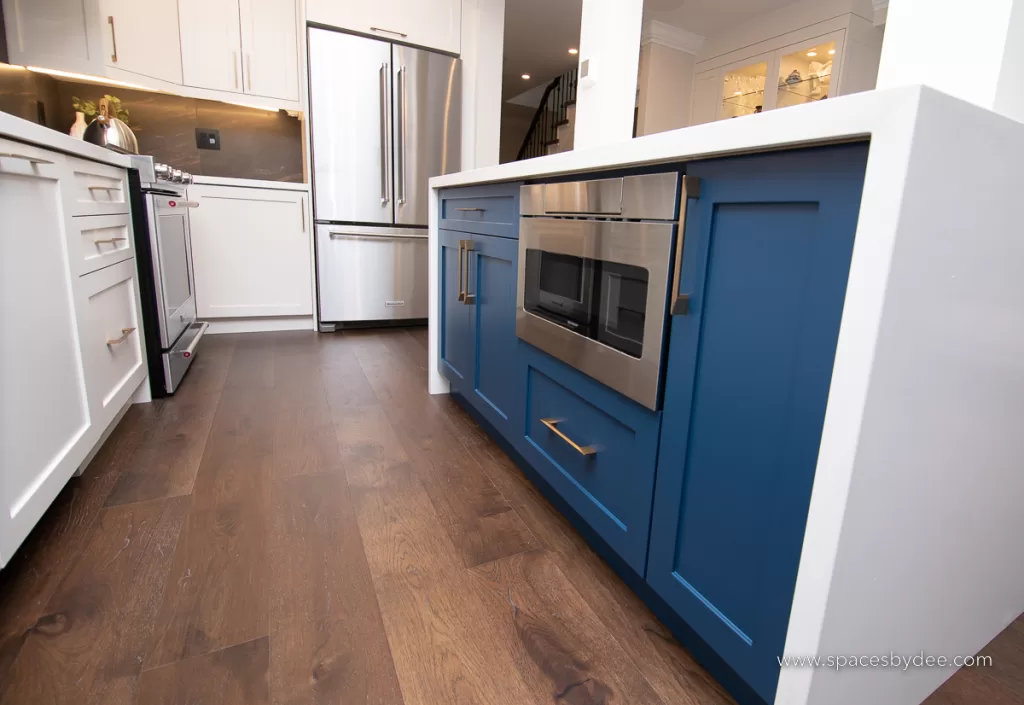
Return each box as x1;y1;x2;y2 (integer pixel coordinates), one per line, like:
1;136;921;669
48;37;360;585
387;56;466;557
431;85;922;190
0;112;134;169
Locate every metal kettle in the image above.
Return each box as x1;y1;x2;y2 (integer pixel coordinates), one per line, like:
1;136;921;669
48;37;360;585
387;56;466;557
83;98;139;154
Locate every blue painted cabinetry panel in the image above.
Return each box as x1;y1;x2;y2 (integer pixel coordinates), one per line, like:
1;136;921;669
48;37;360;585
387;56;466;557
517;345;662;575
440;183;521;239
646;144;870;703
440;229;472;391
467;233;520;437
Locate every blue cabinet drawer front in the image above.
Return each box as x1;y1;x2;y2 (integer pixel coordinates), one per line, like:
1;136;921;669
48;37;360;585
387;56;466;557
518;345;660;574
440;183;521;239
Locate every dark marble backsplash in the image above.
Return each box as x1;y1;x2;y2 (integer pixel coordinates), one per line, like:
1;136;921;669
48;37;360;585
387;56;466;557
0;64;303;183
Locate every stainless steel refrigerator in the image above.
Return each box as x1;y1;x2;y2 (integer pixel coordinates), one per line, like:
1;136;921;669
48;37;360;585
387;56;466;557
308;26;461;327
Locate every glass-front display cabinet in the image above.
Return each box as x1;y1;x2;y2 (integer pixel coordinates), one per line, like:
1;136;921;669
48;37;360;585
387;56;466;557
697;30;846;123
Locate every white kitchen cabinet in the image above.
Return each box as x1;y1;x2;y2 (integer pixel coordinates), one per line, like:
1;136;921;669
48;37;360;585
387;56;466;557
0;0;98;71
188;184;312;318
178;0;245;94
306;0;461;55
100;0;183;83
178;0;298;102
240;0;300;101
0;142;91;564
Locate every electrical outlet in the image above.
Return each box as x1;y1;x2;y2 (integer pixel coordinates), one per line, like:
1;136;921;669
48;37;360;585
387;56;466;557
195;128;221;150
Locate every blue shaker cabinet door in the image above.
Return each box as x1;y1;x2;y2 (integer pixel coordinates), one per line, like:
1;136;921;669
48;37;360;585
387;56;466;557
467;232;520;437
647;144;870;703
440;229;473;391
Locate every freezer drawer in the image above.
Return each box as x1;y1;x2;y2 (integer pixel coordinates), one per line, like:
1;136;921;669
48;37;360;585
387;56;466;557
316;224;428;323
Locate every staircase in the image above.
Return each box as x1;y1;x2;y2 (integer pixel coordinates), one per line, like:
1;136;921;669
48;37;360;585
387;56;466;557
516;69;578;160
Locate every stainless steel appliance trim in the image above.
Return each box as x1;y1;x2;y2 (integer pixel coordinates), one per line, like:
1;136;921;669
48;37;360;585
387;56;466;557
516;218;674;410
147;193;198;350
520;172;679;220
379;62;391;206
397;65;407;205
162;321;207;394
671;176;701;316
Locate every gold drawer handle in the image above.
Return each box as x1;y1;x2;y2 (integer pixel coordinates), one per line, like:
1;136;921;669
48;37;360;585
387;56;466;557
454;207;485;212
0;152;53;165
88;185;120;191
106;327;136;346
93;237;127;245
540;418;597;456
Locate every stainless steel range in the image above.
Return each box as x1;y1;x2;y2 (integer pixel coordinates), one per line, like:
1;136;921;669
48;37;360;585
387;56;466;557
128;155;208;396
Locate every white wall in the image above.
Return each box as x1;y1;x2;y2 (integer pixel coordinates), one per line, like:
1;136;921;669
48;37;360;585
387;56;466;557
460;0;505;169
877;0;1024;123
572;0;643;150
777;87;1024;705
636;41;696;136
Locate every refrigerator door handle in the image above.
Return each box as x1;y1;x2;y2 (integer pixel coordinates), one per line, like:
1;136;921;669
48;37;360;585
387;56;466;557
397;65;407;206
378;62;390;206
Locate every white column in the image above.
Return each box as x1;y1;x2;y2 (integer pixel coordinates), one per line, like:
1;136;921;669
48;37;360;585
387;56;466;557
460;0;505;169
876;0;1024;122
573;0;644;150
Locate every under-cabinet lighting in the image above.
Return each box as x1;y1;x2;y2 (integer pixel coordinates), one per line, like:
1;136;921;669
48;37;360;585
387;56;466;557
568;48;578;55
807;51;818;57
828;49;836;55
218;99;281;112
733;91;743;95
25;66;153;91
521;74;531;80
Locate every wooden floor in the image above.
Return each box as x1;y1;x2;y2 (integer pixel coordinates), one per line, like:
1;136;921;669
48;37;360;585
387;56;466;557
0;329;1018;705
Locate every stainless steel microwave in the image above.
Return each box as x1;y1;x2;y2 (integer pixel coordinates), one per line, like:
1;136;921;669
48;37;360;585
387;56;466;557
517;173;697;410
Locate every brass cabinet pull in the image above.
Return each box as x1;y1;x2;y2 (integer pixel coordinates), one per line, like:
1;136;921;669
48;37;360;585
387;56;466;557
106;327;135;346
300;198;306;232
671;176;700;316
457;240;466;301
370;26;408;38
540;418;597;456
108;16;118;62
93;237;127;245
0;152;53;165
246;53;252;90
454;207;485;211
461;239;475;305
88;185;120;192
233;51;240;89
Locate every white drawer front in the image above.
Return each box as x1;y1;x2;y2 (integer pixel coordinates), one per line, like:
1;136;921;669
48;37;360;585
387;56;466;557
68;156;129;216
81;259;145;416
75;213;134;275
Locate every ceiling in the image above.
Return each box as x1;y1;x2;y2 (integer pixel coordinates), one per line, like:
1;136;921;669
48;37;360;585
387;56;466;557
501;0;583;101
501;0;801;103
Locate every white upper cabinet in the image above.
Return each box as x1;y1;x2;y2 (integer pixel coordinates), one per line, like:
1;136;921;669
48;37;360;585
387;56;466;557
240;0;300;101
100;0;183;83
306;0;461;55
177;0;298;102
179;0;244;93
0;0;97;71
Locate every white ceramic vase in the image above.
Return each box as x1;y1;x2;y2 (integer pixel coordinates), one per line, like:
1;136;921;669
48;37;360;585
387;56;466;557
69;111;88;140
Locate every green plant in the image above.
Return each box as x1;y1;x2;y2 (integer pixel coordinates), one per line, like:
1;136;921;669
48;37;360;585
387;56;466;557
71;94;133;127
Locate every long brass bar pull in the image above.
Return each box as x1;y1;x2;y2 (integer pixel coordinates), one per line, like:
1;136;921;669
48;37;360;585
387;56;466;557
106;327;136;346
462;239;475;305
457;240;466;302
671;176;701;316
540;418;597;456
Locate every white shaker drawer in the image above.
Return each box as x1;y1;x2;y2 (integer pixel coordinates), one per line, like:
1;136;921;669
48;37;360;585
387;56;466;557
74;213;134;275
80;259;145;418
67;156;129;216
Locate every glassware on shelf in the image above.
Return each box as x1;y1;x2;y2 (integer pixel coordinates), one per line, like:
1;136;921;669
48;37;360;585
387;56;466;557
776;41;835;109
720;61;767;119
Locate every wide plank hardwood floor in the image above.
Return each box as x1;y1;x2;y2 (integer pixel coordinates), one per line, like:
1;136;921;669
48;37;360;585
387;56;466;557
0;329;1018;705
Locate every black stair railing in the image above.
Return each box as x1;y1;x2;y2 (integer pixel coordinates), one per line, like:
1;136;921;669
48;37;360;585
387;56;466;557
516;68;578;161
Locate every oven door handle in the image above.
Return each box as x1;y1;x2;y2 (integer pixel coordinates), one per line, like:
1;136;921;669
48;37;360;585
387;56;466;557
671;176;701;316
461;239;476;305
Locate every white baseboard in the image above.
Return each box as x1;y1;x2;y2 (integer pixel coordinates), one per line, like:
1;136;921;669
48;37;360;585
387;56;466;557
205;316;315;335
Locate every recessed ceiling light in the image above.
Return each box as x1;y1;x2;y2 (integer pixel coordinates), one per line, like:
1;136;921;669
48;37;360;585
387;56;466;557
828;49;836;55
521;73;531;80
568;48;578;55
807;51;818;57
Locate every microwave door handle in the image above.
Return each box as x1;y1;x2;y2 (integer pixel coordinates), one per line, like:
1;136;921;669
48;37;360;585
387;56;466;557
462;239;476;305
671;176;701;315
